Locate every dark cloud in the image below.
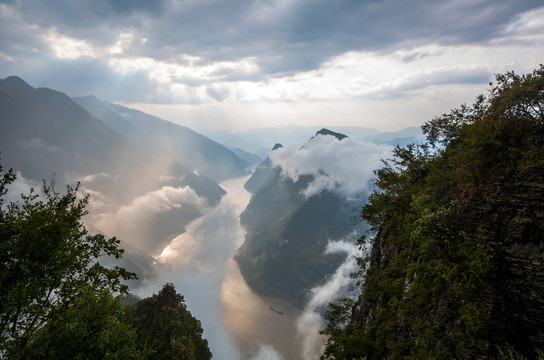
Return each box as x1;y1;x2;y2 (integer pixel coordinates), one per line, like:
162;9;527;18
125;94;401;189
30;57;165;103
1;0;542;104
206;86;229;102
3;0;542;77
107;0;166;14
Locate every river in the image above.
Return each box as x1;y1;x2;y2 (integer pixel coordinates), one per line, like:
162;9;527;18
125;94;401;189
151;175;315;359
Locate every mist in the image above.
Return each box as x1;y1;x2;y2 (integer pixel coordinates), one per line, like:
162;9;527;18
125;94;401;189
269;134;392;200
130;177;250;360
296;232;371;360
78;134;386;359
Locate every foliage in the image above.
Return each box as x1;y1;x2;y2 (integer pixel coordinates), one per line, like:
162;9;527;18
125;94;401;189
21;287;139;360
0;164;212;359
496;345;544;360
128;283;212;360
0;164;138;357
0;165;137;356
322;66;544;359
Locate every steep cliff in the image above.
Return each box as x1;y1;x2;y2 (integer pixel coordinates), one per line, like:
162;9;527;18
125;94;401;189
322;67;544;359
235;132;363;307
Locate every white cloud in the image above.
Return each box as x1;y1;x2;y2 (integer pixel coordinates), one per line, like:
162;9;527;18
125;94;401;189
2;172;40;206
116;185;202;217
296;232;370;360
252;344;284;360
45;30;95;59
269;134;392;199
92;185;206;252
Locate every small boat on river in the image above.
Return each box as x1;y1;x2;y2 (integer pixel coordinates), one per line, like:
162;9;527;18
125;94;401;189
268;305;283;315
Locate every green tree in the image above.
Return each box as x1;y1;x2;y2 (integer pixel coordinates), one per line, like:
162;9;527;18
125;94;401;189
0;163;137;357
322;65;544;359
129;283;212;360
21;287;139;360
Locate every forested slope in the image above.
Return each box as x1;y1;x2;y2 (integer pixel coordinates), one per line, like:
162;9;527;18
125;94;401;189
0;167;211;359
322;66;544;359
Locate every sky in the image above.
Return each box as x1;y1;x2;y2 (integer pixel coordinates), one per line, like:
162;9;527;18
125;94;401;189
1;0;543;133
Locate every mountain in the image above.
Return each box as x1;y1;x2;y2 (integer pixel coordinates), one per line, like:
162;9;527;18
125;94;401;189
129;283;212;359
0;76;242;256
225;146;262;168
0;76;128;181
321;67;544;359
243;144;282;193
202;125;422;158
363;126;424;146
312;128;348;141
73;95;249;183
235;130;370;307
202;126;325;155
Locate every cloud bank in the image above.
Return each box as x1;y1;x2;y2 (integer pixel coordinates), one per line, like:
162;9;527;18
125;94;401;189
269;134;392;199
86;184;207;253
296;232;371;360
1;0;542;127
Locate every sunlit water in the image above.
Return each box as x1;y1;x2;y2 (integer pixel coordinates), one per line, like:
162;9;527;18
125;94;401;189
217;177;305;359
144;175;357;359
145;176;301;359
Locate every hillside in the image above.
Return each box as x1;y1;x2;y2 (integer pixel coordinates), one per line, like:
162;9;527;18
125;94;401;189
74;96;249;182
0;76;127;181
0;76;246;256
322;67;544;359
235;129;380;307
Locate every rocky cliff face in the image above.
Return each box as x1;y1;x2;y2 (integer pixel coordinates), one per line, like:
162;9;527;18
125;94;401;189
352;166;544;357
465;167;544;353
324;68;544;359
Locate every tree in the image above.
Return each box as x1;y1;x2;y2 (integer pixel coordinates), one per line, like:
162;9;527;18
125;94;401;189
322;66;544;359
0;162;137;356
129;283;212;360
21;287;139;360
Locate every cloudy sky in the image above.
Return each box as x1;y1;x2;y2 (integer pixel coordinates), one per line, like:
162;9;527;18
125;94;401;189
1;0;543;132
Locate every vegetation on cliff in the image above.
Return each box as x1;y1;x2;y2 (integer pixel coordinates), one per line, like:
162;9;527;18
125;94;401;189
0;167;211;359
127;283;212;360
322;66;544;359
235;130;368;307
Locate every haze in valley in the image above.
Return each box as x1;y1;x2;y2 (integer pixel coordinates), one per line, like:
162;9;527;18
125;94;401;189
1;1;543;359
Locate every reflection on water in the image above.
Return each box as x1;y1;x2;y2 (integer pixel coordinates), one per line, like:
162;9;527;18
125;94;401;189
221;258;303;359
218;176;303;359
151;175;329;360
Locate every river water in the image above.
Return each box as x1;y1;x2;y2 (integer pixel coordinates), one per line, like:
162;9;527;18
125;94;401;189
147;175;353;359
215;176;306;359
149;175;308;359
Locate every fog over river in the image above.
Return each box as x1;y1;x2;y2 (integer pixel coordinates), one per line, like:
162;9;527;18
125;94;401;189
134;175;362;360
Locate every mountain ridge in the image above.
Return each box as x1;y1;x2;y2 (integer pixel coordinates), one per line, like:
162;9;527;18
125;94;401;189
235;129;369;307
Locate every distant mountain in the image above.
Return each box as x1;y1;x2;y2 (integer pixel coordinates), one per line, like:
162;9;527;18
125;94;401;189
363;126;424;146
0;76;127;181
235;129;369;307
0;76;243;256
202;126;324;155
71;95;135;135
73;95;248;183
225;146;262;168
203;125;422;158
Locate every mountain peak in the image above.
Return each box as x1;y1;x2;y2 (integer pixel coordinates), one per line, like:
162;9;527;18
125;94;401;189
314;128;347;141
1;76;34;94
73;94;100;102
272;143;284;150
